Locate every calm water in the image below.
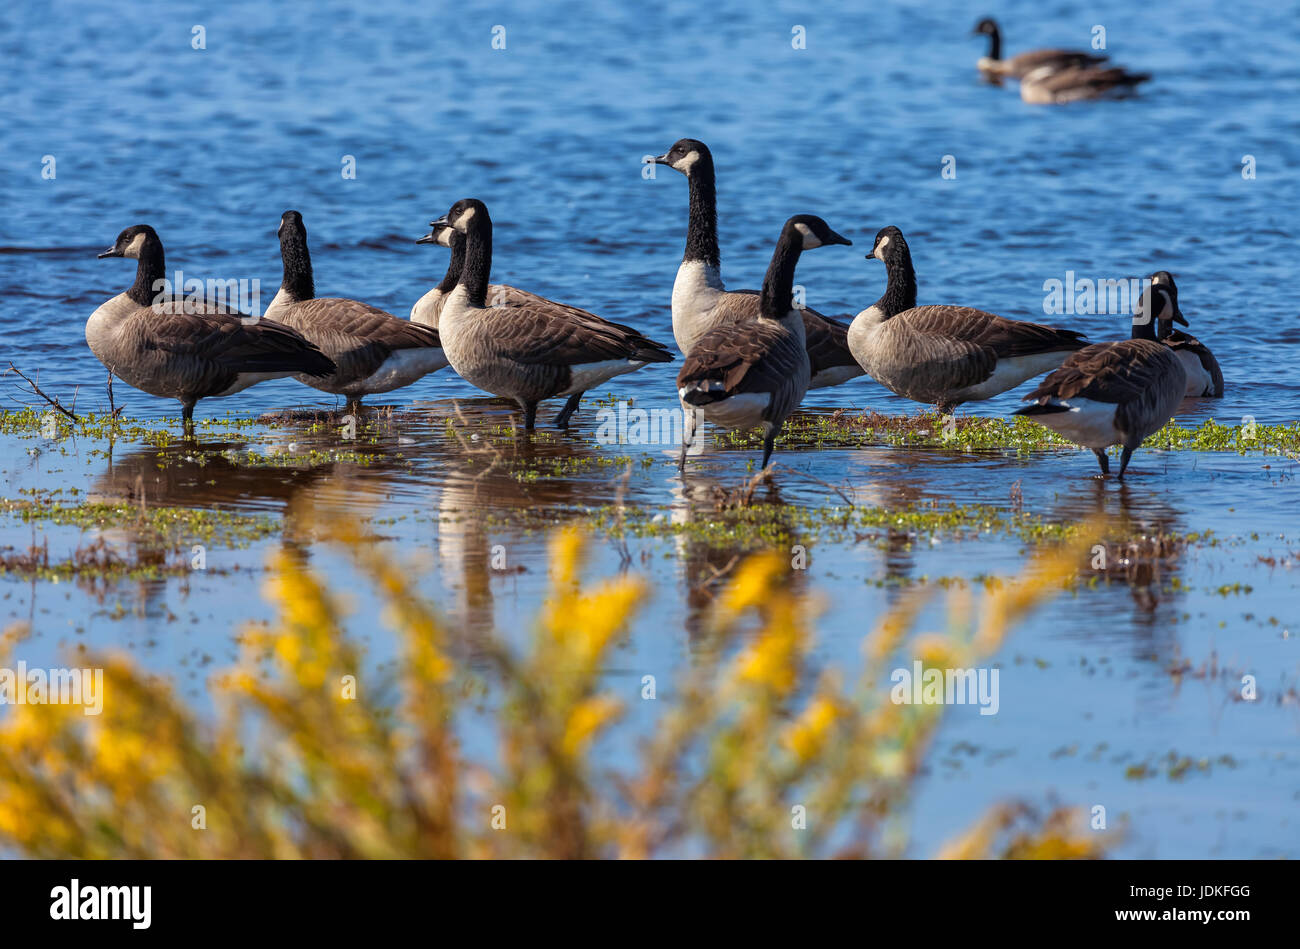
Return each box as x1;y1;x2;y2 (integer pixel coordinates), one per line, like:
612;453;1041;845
2;0;1298;858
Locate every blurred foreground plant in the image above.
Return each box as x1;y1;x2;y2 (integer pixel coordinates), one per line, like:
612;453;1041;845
0;515;1110;858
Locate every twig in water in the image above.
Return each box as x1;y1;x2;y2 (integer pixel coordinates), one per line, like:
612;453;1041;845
4;363;80;422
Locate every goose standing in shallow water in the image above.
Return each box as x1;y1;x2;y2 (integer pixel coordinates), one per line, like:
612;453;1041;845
651;139;863;389
88;225;335;425
1015;282;1187;479
848;226;1088;413
411;226;533;329
1148;271;1223;398
972;17;1108;81
431;198;673;430
677;215;852;471
266;211;447;412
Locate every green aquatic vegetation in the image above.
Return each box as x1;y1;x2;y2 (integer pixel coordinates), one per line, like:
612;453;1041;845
2;489;278;549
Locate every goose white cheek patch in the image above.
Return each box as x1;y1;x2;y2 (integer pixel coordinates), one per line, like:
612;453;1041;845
456;206;477;230
874;235;891;259
123;232;146;259
673;150;700;173
793;222;821;248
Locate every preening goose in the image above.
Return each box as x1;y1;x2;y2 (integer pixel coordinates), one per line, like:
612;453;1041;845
972;17;1108;81
677;215;852;471
1015;283;1187;479
651;139;864;389
266;210;448;411
1148;271;1223;398
431;198;673;430
1019;64;1150;105
88;225;334;424
847;226;1088;413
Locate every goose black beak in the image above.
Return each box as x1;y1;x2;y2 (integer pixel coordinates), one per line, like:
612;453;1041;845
827;231;852;246
415;230;437;245
1172;307;1188;326
651;153;671;165
97;247;121;258
430;215;451;229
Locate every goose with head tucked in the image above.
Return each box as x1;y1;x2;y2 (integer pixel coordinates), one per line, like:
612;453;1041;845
88;224;335;425
266;210;448;412
972;17;1108;81
677;215;852;471
1015;281;1187;478
1146;271;1223;398
430;198;673;430
651;138;863;390
848;226;1089;414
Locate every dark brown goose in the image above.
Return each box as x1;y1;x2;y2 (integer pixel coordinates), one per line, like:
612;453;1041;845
651;138;863;389
1019;64;1150;104
972;17;1108;81
677;215;852;471
432;198;673;430
266;210;447;411
847;226;1088;413
1016;283;1187;478
87;225;334;424
1148;271;1223;398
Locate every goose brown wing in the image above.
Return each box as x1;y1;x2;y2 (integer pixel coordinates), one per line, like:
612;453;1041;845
1009;49;1108;75
1165;331;1224;396
701;289;858;376
1024;339;1175;404
677;320;798;398
292;297;441;349
488;297;672;366
142;302;333;375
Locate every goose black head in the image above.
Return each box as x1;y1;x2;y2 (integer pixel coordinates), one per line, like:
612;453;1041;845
1137;280;1185;329
651;138;712;176
868;225;909;263
786;215;851;250
98;224;159;260
417;221;455;248
972;17;999;37
432;198;490;234
278;210;307;243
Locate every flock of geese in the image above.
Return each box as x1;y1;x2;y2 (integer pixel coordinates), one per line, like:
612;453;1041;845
84;25;1214;482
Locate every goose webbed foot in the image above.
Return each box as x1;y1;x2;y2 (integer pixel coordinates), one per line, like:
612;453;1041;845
554;393;582;429
1093;448;1110;475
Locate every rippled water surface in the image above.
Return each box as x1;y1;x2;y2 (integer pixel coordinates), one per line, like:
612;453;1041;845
1;0;1298;858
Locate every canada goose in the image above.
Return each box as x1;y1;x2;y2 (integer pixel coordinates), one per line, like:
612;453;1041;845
1015;283;1187;478
1019;64;1150;105
266;210;448;411
677;215;852;470
972;17;1108;80
431;198;673;430
848;226;1089;413
651;139;864;389
88;225;335;424
1148;271;1223;398
411;227;533;328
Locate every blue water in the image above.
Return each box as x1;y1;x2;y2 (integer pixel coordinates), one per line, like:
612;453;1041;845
2;0;1299;858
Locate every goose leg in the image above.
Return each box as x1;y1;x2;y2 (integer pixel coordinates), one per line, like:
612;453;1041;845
522;401;537;431
1093;448;1110;475
181;401;196;427
760;428;778;470
678;404;696;472
554;393;582;429
1117;446;1134;480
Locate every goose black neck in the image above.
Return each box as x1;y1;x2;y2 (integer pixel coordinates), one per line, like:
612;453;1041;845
875;244;918;318
760;228;804;320
127;237;167;307
458;217;493;307
1131;314;1159;341
986;27;1001;61
438;234;467;294
684;154;720;269
279;230;315;301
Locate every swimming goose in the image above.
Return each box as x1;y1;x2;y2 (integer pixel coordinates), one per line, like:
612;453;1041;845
651;139;864;389
1019;64;1150;105
1015;283;1187;478
972;17;1108;81
848;226;1089;413
88;225;335;424
677;215;852;470
1148;271;1223;398
266;210;448;411
431;198;673;430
